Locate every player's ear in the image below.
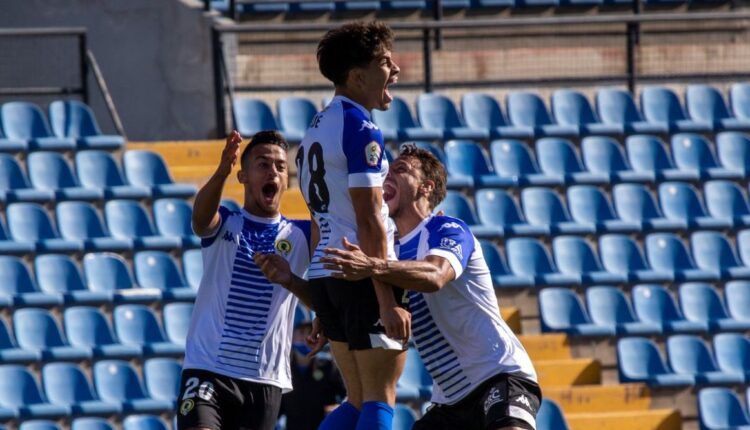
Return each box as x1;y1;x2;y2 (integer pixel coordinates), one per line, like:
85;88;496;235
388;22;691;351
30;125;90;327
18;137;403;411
237;169;247;184
420;180;434;197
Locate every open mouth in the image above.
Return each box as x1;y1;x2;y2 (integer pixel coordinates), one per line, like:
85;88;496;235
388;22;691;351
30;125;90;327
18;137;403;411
383;180;397;202
261;182;279;204
384;76;397;103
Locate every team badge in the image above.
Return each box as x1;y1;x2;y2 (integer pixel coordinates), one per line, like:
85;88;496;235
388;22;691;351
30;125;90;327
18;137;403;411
483;387;504;414
275;239;292;256
440;237;463;260
180;399;195;416
365;141;381;167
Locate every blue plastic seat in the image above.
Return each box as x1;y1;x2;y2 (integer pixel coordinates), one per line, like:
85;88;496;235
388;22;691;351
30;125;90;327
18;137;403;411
71;418;114;430
716;132;750;176
83;253;160;303
670;133;739;180
48;100;124;150
14;308;91;361
405;141;446;164
667;335;743;385
0;317;39;363
416;94;486;140
443;140;512;188
392;404;417;430
42;362;121;416
626;135;697;182
334;0;380;11
276;97;318;143
0;256;62;307
1;102;75;151
19;421;60;430
122;415;170;430
288;0;334;12
113;305;184;357
646;233;717;282
704;180;750;227
478;241;534;288
698;388;750;430
75;151;151;199
726;281;750;324
580;136;652;184
182;249;203;290
152;199;200;248
134;251;195;301
506;238;578;286
640;87;710;133
490;140;562;187
123;150;196;198
599;235;670;283
617;337;695;387
551;89;622;136
93;360;173;413
506;92;577;138
679;283;750;332
535;138;608;185
381;0;428;9
396;348;432;402
143;358;181;404
35;254;111;305
0;154;54;203
475;189;547;237
434;192;499;238
56;202;132;252
612;183;684;232
595;88;666;135
27;152;103;201
632;284;705;334
713;334;750;383
104;200;181;251
64;306;142;359
220;199;241;213
163;302;193;347
0;365;68;419
567;185;640;233
0;217;32;255
538;288;613;336
553;236;626;285
731;83;750;122
521;187;594;235
233;98;279;137
537;399;570;430
371;97;440;142
461;93;532;139
0;113;28;152
586;286;661;335
685;85;750;132
691;231;750;280
658;182;729;230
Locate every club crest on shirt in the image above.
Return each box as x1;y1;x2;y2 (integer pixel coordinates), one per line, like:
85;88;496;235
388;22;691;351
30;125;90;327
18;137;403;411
483;387;504;414
440;237;463;260
275;238;292;256
438;222;464;232
365;141;381;167
180;399;195;416
359;119;379;131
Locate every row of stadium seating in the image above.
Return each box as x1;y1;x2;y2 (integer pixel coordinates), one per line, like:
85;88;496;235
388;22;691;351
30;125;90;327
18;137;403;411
0;415;173;430
0;101;123;152
233;85;750;142
698;388;750;430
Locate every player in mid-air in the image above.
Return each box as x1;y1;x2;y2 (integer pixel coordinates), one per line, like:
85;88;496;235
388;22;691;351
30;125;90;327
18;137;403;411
320;145;541;430
296;21;408;430
177;130;311;430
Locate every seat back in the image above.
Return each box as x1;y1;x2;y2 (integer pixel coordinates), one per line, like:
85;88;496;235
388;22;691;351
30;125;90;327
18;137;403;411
698;388;750;429
586;286;638;327
71;418;114;430
93;360;148;402
507;238;557;276
42;362;97;405
671;133;720;171
27;152;79;190
646;233;698;272
716;132;750;173
63;306;118;348
691;231;742;272
7;202;60;242
0;154;32;190
434;192;479;226
444;140;492;177
626;135;676;173
143;358;181;402
685;85;731;122
163;302;193;346
612;183;664;223
539;288;592;332
640;87;688;123
537;399;570;430
475;189;526;227
56;201;109;240
738;230;750;266
617;337;671;381
13;308;67;350
35;254;86;294
48;100;102;138
75;151;127;188
123;150;175;187
105;200;158;239
1;102;53;139
658;182;710;221
461;93;508;129
507;92;554;127
153;199;193;238
596;88;644;125
679;282;731;323
479;240;513;277
372;97;418;132
122;415;169;430
725;281;750;322
704;180;750;220
0;365;48;407
417;94;464;129
134;251;187;290
521;187;573;225
182;249;203;289
567;185;617;223
552;89;599;126
0;255;39;295
83;253;136;292
581;136;631;174
536;138;585;175
713;333;750;375
599;234;650;274
730;83;750;120
632;284;685;325
232;98;278;136
490;139;542;177
114;305;169;345
553;235;605;276
408;141;446;164
393;404;417;430
667;335;721;375
276;97;317;137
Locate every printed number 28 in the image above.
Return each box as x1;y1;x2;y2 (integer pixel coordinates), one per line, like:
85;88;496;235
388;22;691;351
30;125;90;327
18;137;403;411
296;142;330;213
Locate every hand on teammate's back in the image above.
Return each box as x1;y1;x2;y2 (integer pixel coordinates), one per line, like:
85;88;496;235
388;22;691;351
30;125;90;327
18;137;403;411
255;253;293;287
216;130;242;178
321;237;375;281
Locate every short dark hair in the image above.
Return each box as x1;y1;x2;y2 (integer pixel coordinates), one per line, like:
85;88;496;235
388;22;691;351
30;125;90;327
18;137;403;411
398;143;447;210
317;21;394;87
240;130;289;168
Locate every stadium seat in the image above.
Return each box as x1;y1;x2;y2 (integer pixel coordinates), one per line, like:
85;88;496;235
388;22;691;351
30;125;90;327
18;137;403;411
617;337;695;386
567;185;640;233
443;140;512;188
595;88;667;134
334;0;380;12
506;92;578;138
163;302;193;346
0;317;39;362
13;308;91;360
434;192;499;238
460;93;532;139
143;358;181;404
640;87;710;133
122;415;170;430
123;150;196;198
19;422;60;430
113;304;184;356
182;249;203;289
0;217;32;255
490;140;562;187
691;231;750;280
521;188;594;235
42;362;122;416
71;418;114;430
670;133;739;180
599;235;671;283
405;141;446;164
580;136;652;184
537;399;570;430
698;387;750;430
679;283;750;332
220;199;241;213
56;201;133;252
645;233;717;282
152;199;200;248
93;360;173;413
551;89;622;136
104;200;181;250
0;365;67;419
83;253;160;303
725;281;750;324
666;335;743;384
48;100;125;150
35;254;112;305
75;151;151;199
396;348;432;402
704;180;750;227
478;241;534;288
381;0;428;10
535;138;608;185
632;284;705;334
0;255;62;307
475;189;547;237
233;98;279;137
658;182;729;230
393;404;417;430
626;135;697;182
276;97;318;143
134;251;195;301
716;132;750;176
553;236;626;284
538;288;613;335
0;115;28;152
586;286;661;335
371;97;440;141
730;83;750;122
416;94;486;140
506;238;578;286
0;154;54;203
713;333;750;382
63;306;142;359
685;84;750;132
612;183;685;232
1;102;75;151
27;152;103;201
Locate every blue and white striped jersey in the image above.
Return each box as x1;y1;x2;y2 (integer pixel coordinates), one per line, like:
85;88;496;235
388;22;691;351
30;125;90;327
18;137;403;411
397;215;537;405
183;206;310;392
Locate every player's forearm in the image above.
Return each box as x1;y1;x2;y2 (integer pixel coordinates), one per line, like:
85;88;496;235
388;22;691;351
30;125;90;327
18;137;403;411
282;275;314;309
370;259;444;293
192;172;227;236
356;217;397;308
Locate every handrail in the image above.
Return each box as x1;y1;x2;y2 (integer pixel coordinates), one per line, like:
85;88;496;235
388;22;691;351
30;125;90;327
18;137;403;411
86;50;127;139
0;27;86;37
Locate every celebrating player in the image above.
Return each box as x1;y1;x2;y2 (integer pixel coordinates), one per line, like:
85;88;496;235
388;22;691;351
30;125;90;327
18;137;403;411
321;145;541;430
177;130;311;430
297;21;407;430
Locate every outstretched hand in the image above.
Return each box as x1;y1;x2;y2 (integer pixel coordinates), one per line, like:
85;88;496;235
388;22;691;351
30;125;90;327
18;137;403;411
254;253;292;287
321;238;376;281
305;317;328;358
216;130;241;178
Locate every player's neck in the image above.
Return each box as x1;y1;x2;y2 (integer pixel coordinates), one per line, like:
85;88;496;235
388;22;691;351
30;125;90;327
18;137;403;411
394;201;432;240
334;88;372;111
242;201;281;221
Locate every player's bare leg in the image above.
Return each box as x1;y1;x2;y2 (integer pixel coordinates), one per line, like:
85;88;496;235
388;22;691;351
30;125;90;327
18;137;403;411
355;348;407;406
331;341;363;408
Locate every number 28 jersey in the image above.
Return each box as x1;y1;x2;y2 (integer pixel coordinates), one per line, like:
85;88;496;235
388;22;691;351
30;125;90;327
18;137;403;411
297;95;392;279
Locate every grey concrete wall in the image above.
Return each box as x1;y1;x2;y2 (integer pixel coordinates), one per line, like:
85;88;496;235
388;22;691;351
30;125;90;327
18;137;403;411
0;0;221;140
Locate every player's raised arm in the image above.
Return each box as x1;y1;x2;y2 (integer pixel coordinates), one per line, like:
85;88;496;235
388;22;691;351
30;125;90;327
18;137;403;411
191;130;241;237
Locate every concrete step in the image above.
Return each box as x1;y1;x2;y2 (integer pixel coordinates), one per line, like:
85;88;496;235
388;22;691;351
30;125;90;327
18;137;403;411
544;384;651;414
517;333;571;361
535;358;601;387
566;409;682;430
500;306;521;334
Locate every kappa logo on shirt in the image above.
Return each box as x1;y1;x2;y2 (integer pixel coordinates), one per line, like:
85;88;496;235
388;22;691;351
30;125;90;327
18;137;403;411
440;237;463;260
515;394;532;409
438;222;464;232
483;387;504;414
359;119;379;132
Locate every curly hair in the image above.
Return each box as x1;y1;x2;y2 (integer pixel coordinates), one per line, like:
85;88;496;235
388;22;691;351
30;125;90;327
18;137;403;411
317;21;394;87
399;143;447;210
